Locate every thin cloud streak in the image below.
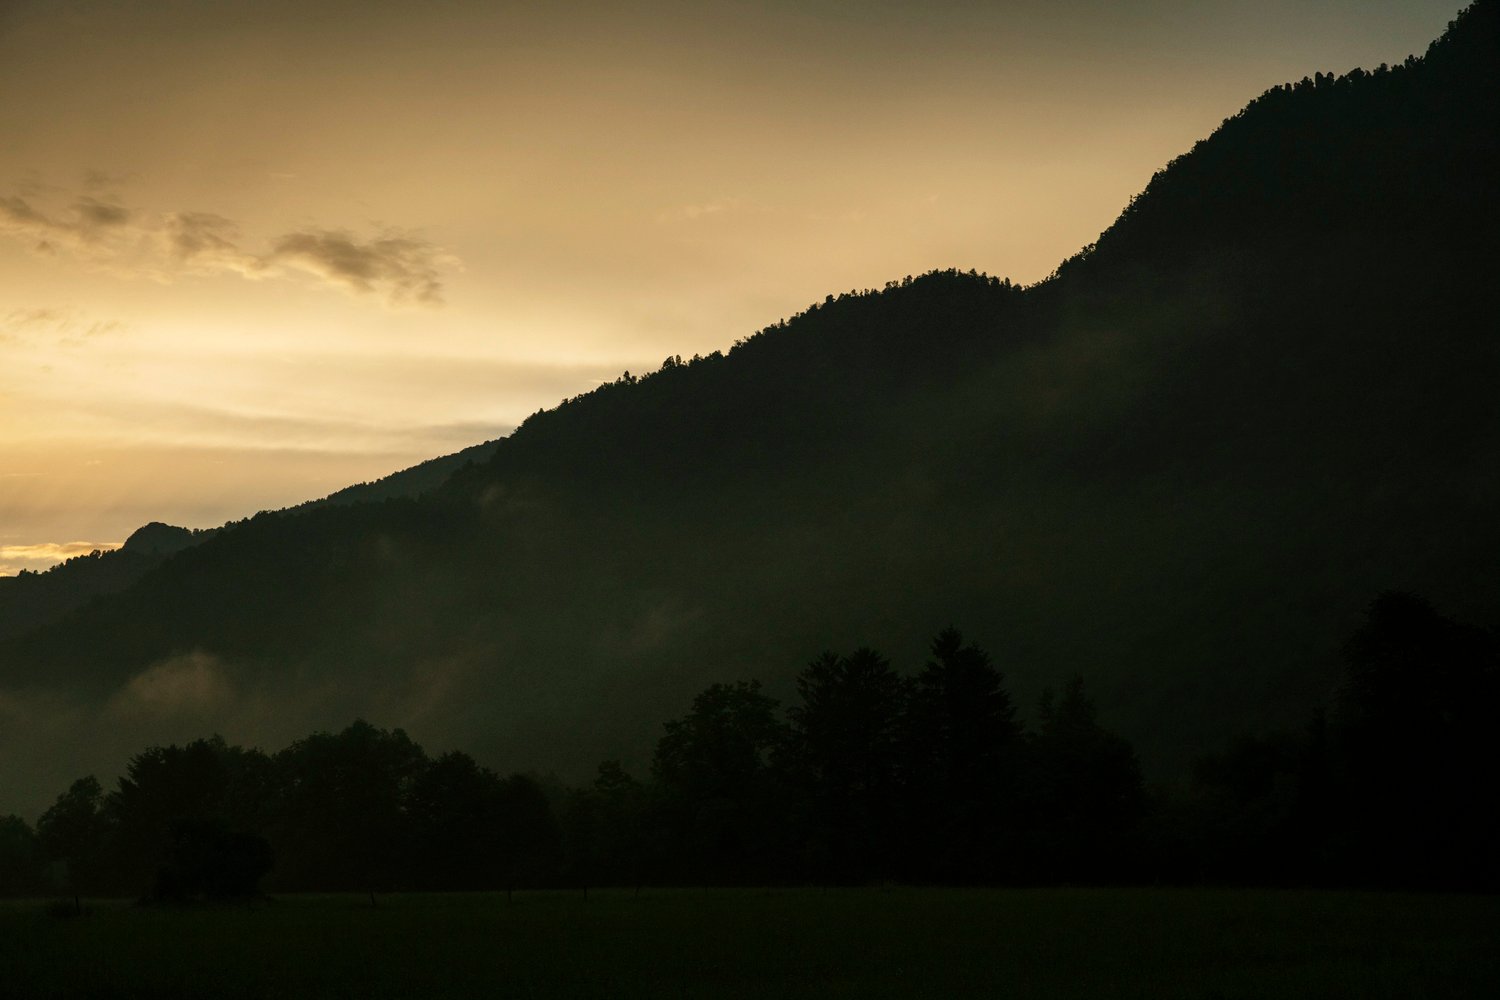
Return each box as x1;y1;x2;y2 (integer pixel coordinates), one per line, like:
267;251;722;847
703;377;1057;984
0;184;456;306
0;540;121;575
1;306;125;344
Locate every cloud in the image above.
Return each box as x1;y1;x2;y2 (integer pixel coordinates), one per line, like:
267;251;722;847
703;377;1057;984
0;540;121;575
74;195;131;230
0;195;48;228
1;306;125;344
269;229;451;305
164;210;263;277
0;307;67;336
165;210;240;260
0;193;133;253
0;182;456;306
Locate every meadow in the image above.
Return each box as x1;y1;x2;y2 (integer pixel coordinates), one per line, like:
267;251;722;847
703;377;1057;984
1;887;1496;999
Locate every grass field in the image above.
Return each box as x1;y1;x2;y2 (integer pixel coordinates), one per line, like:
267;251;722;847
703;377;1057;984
1;887;1496;998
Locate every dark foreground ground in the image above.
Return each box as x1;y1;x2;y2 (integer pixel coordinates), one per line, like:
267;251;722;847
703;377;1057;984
1;887;1496;999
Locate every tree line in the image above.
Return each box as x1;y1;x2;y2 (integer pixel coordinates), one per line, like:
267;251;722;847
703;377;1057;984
1;592;1494;900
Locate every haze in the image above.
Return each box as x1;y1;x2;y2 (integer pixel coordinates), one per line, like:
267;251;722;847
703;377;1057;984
0;0;1458;574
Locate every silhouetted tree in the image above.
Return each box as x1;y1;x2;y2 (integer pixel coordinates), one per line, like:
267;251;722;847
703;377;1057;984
492;773;563;889
401;752;561;891
1172;592;1500;891
153;819;272;902
1021;677;1145;882
904;628;1021;882
786;649;911;883
35;776;109;894
107;736;274;894
652;680;788;882
269;720;426;893
561;762;650;889
0;814;44;896
558;782;605;894
590;761;651;887
1186;731;1313;885
404;750;512;890
1328;592;1500;888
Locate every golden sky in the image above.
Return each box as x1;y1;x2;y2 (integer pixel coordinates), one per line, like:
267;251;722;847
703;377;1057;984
0;0;1461;573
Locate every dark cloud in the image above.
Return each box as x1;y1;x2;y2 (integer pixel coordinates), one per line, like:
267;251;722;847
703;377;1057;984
74;195;130;230
270;230;449;304
0;195;47;226
0;192;132;249
163;210;262;280
165;211;240;259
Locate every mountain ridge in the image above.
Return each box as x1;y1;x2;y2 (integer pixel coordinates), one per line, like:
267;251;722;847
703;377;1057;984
0;2;1495;817
0;438;504;640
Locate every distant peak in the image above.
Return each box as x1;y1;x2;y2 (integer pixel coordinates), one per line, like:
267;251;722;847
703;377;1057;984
121;522;196;556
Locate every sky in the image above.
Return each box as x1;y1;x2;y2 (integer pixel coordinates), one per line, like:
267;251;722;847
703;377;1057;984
0;0;1464;574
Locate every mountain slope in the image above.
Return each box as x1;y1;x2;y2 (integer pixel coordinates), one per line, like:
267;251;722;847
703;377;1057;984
291;437;502;512
0;439;503;641
1;3;1496;816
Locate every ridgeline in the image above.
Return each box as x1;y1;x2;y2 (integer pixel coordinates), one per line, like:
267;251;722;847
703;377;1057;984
1;2;1495;822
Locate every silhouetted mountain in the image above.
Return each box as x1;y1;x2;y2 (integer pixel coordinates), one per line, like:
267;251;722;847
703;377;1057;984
0;522;223;640
0;441;502;640
1;3;1495;816
290;437;502;512
121;523;201;558
0;547;161;643
0;526;220;642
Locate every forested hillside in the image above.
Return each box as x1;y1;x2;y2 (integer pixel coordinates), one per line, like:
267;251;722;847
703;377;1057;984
0;3;1494;819
0;441;501;641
